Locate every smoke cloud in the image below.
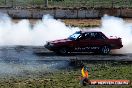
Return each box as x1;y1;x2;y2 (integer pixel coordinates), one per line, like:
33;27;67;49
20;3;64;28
100;15;132;54
0;13;79;46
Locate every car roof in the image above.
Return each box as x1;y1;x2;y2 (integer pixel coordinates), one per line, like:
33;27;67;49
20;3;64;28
80;30;102;33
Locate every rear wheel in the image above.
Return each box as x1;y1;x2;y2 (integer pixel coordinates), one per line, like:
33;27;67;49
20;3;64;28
101;46;111;54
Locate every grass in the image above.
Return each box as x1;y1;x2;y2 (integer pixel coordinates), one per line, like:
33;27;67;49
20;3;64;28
0;0;132;8
63;19;101;27
0;61;131;88
49;0;132;8
0;0;6;6
63;18;132;27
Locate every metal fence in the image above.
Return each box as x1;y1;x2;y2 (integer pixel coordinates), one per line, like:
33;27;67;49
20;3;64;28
0;0;132;8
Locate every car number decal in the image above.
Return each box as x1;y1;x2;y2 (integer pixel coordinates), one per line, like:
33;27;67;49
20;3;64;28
75;47;100;50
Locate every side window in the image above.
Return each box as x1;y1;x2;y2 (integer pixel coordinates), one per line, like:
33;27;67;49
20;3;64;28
91;32;105;40
95;32;105;39
79;32;105;40
83;33;96;39
78;33;90;40
84;33;91;39
78;33;85;40
99;32;106;39
85;32;105;40
90;33;96;39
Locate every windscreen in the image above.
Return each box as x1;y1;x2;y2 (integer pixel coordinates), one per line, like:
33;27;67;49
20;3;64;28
68;32;81;40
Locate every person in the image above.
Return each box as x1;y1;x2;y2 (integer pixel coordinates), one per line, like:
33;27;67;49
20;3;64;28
81;66;89;78
81;66;91;86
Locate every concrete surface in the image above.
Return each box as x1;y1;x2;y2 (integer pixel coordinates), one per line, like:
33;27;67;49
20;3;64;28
0;46;131;76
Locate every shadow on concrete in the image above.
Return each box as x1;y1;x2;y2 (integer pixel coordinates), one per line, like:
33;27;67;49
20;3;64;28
34;51;126;57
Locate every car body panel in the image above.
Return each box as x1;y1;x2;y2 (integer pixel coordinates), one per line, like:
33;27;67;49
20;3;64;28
44;31;123;54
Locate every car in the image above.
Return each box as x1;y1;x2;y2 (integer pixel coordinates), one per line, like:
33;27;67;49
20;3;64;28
44;31;123;55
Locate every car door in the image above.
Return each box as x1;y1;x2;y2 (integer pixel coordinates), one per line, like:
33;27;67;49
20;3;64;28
89;32;106;50
75;33;92;52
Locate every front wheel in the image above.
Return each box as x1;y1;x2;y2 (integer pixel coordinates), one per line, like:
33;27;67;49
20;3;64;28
57;47;68;55
100;46;111;54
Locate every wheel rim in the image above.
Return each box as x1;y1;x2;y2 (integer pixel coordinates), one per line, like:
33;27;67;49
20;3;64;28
102;46;110;54
59;48;67;54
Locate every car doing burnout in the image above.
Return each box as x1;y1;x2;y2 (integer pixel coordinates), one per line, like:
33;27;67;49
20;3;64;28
44;31;123;54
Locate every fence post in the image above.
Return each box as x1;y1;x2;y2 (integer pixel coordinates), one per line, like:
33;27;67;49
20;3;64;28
5;0;6;5
45;0;48;7
93;0;94;8
11;0;14;7
112;0;114;8
32;0;34;6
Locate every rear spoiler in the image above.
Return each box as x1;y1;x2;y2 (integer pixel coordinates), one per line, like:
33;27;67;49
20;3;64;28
109;36;122;39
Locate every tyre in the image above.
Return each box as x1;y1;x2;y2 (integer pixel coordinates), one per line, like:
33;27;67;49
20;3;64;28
58;47;68;55
101;46;111;54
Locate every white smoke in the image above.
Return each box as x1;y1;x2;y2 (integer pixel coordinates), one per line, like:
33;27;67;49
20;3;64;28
100;15;132;54
0;13;79;46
